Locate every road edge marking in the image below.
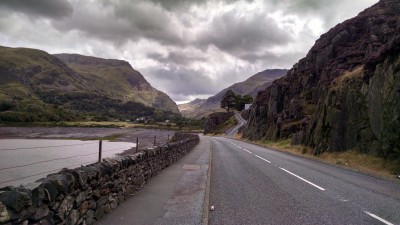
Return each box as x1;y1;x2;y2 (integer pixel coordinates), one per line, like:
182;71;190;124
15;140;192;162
279;167;326;191
364;211;394;225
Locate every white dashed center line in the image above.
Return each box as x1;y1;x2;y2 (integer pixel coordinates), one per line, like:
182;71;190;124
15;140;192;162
279;167;325;191
364;211;394;225
242;149;252;154
254;155;271;163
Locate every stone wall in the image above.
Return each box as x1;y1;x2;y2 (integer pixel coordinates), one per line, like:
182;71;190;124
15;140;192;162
0;133;200;225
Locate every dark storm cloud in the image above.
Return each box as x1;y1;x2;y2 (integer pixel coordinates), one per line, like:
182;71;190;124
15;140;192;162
0;0;73;19
196;9;293;55
148;0;254;11
147;52;207;66
240;51;303;64
145;65;221;99
52;0;184;46
270;0;378;28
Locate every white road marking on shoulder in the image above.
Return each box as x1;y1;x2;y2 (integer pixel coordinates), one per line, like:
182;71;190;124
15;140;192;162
279;167;325;191
364;211;394;225
254;155;271;163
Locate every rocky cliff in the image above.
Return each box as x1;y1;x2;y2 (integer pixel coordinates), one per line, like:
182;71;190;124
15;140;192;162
244;0;400;163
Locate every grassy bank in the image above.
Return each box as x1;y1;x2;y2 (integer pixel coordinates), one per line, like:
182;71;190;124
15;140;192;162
240;137;399;182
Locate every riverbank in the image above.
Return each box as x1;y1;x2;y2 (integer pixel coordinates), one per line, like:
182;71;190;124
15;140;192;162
0;127;176;152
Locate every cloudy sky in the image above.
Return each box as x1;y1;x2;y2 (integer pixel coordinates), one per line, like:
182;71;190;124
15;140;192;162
0;0;378;103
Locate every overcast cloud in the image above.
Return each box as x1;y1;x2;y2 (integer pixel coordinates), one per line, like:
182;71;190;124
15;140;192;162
0;0;378;103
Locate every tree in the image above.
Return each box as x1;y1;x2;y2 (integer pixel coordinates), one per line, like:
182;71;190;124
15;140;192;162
220;90;237;112
221;90;254;111
236;94;253;111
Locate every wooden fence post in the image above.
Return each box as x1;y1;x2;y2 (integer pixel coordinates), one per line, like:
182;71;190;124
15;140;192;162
136;137;139;153
98;140;102;162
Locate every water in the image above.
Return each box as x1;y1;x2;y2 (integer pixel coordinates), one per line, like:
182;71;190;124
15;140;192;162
0;139;136;187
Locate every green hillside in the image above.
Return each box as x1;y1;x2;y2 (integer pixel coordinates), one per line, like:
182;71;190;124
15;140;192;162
0;46;179;123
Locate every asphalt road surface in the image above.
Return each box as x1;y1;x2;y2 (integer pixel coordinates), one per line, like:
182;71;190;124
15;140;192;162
225;112;247;136
209;137;400;225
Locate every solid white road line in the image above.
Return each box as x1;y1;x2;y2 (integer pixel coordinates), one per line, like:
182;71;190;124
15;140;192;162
279;167;325;191
254;155;271;163
364;211;394;225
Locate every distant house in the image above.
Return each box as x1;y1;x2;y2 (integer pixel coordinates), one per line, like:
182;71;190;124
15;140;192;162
165;120;170;123
245;104;252;110
136;117;146;122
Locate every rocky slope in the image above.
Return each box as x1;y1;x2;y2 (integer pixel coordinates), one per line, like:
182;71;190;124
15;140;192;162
243;0;400;164
203;112;235;134
0;46;179;122
182;69;287;118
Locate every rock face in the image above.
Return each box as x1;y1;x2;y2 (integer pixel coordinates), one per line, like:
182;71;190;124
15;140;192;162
204;112;234;134
182;69;287;118
0;133;199;225
244;0;400;163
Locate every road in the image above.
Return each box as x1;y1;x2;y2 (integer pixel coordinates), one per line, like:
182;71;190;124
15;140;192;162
225;111;247;136
95;134;400;225
209;137;400;225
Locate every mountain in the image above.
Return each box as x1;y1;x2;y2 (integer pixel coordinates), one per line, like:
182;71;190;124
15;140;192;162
180;69;287;118
243;0;400;164
0;46;179;122
55;54;179;114
178;98;206;118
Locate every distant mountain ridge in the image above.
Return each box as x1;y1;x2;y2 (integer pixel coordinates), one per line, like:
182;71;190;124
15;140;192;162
0;46;179;122
178;98;206;118
179;69;287;118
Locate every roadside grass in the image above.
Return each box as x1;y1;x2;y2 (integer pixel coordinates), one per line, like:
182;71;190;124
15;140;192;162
242;137;399;181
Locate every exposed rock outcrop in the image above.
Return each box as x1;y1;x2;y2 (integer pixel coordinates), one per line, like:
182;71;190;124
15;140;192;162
244;0;400;163
204;112;234;134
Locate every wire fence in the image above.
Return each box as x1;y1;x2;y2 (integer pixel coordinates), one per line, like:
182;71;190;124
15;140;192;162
0;139;140;187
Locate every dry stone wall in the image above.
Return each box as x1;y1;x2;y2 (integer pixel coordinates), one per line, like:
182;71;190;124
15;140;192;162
0;133;199;225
